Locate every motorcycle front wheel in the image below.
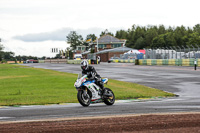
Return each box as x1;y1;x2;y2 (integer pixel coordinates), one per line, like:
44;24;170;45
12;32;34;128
77;90;91;107
103;88;115;105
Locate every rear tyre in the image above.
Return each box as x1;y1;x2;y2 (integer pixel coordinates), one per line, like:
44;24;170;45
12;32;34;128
77;90;91;107
103;88;115;105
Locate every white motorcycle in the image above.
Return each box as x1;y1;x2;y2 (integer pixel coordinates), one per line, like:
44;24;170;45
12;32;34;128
74;74;115;107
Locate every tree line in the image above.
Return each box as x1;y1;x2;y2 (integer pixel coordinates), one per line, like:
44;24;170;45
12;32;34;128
115;24;200;49
0;44;40;63
0;44;14;63
67;24;200;51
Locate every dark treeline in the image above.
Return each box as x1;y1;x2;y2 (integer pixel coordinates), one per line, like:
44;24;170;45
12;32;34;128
0;43;42;62
115;24;200;49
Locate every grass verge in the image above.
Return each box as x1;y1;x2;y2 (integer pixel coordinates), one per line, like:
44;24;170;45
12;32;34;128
0;64;174;106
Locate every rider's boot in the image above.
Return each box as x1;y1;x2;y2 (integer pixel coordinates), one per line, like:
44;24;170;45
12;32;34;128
99;81;112;97
98;81;104;95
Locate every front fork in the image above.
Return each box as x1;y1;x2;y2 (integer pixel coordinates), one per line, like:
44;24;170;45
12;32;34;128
83;88;88;97
77;87;88;97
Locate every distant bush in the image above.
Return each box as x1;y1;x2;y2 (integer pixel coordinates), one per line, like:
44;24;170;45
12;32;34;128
1;59;7;64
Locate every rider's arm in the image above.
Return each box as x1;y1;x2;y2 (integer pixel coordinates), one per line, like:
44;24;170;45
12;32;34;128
91;67;101;79
91;66;97;75
82;71;87;76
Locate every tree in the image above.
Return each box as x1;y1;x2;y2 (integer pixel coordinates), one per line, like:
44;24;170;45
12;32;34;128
115;30;128;39
65;47;73;59
151;34;166;48
173;26;187;46
158;25;166;35
151;32;177;48
100;29;114;37
126;26;136;48
145;27;158;48
0;44;4;61
164;32;177;47
188;32;200;46
193;24;200;34
16;55;38;61
167;26;174;32
0;44;3;51
66;31;83;50
127;26;146;48
83;34;97;48
55;53;61;59
0;44;14;62
85;34;97;42
134;37;145;49
41;56;46;60
134;26;146;41
3;52;15;60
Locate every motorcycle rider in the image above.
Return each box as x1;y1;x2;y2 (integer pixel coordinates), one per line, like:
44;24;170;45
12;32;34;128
81;60;104;93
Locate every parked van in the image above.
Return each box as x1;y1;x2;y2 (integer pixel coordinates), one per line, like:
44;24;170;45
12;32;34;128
74;54;82;60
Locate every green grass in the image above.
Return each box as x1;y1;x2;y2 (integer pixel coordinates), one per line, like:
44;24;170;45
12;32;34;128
0;64;174;106
106;79;174;99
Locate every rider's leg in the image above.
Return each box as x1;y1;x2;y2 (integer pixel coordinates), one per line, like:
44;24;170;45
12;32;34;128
98;80;104;90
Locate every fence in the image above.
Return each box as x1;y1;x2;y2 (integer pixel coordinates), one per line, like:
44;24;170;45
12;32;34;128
111;46;200;66
44;59;67;64
144;46;200;59
111;45;200;60
2;61;23;64
41;59;92;64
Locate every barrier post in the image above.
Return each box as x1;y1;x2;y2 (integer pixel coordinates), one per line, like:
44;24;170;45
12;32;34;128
194;58;197;70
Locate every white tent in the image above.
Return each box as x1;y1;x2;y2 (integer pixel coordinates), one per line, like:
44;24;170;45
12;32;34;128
125;50;141;54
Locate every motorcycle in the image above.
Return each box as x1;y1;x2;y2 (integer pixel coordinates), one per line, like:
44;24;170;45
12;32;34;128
74;74;115;107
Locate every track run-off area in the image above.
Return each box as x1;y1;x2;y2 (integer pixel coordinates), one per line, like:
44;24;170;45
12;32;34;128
0;63;200;132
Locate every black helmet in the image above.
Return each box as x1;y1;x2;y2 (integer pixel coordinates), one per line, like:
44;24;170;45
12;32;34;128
81;60;88;70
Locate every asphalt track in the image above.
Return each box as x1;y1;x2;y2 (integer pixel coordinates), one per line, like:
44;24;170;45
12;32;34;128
0;63;200;122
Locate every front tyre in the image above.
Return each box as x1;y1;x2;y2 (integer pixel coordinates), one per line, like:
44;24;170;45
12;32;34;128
103;88;115;105
77;90;91;107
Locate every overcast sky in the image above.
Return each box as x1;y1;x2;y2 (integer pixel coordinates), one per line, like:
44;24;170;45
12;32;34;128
0;0;200;57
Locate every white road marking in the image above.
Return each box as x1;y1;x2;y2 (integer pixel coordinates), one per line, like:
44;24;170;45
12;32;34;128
0;117;14;120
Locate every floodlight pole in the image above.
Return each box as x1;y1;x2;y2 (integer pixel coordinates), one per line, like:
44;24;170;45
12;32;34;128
170;46;174;59
191;45;195;58
195;44;199;58
97;37;99;52
166;47;170;59
162;47;166;59
172;46;177;59
177;46;182;59
186;45;190;58
123;40;126;53
183;46;186;59
152;48;154;59
154;47;157;59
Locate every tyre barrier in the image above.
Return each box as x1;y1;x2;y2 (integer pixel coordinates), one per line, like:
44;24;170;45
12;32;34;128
112;59;135;63
43;59;67;64
67;60;82;64
138;59;200;66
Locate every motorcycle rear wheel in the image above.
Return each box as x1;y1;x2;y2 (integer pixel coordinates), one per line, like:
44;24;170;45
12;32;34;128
103;88;115;105
77;90;91;107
